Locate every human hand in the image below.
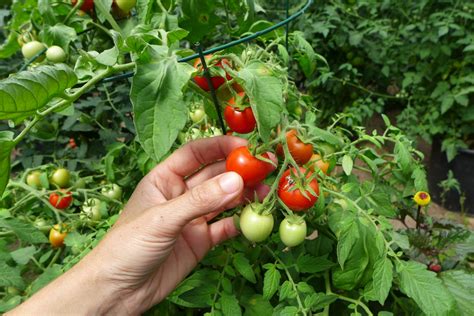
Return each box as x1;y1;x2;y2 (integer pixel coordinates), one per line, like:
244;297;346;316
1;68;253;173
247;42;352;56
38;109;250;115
10;136;271;315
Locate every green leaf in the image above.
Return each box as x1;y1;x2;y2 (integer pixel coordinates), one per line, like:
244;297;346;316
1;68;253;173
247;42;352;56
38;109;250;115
342;155;353;176
296;254;336;273
40;23;77;51
29;265;62;294
390;232;410;250
0;64;78;121
168;269;219;308
394;140;411;172
237;61;283;141
131;51;194;162
0;296;22;313
396;260;455;315
337;223;359;269
279;280;294;301
291;31;317;77
241;294;273;316
440;270;474;315
0;262;24;288
278;306;298;316
262;264;281;300
233;253;256;284
180;0;220;42
0;219;48;244
411;167;428;191
10;246;37;265
219;294;242;316
364;257;393;304
0;131;14;197
440;94;454;113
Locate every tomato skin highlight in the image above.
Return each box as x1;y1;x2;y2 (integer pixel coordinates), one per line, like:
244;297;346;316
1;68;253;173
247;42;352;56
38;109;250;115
224;92;256;134
49;224;68;248
278;167;319;211
49;190;73;209
240;204;274;242
226;146;275;187
193;55;231;91
71;0;94;12
279;218;307;247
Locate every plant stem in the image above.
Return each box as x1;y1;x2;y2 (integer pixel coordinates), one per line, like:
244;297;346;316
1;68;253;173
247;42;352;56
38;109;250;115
210;253;230;314
63;0;83;24
13;62;135;146
415;205;421;230
47;248;63;269
264;245;307;316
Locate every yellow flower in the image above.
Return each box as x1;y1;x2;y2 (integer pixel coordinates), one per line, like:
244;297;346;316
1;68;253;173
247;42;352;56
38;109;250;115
414;191;431;206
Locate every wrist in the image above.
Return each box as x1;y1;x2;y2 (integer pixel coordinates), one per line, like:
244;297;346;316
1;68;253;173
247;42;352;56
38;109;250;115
8;253;125;315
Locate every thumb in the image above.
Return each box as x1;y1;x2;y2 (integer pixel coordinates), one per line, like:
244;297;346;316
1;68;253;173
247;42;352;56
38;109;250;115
161;171;243;226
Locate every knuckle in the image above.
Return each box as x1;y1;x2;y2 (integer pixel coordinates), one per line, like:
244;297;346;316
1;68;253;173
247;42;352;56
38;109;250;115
189;184;212;209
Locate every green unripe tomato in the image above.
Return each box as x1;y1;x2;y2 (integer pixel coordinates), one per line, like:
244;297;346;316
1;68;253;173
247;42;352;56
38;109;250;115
82;198;102;222
21;41;46;60
26;171;42;188
190;107;206;123
240;204;274;242
46;46;66;63
279;217;307;247
34;218;52;234
50;168;70;188
115;0;136;13
101;184;122;200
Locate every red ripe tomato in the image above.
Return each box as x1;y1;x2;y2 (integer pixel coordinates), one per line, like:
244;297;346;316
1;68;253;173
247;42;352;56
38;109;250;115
428;263;442;273
226;146;275;187
72;0;94;12
193;55;232;91
224;92;256;134
286;130;313;165
49;190;73;209
278;167;319;211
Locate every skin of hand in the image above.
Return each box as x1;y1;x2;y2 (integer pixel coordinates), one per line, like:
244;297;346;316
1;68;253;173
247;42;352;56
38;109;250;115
9;136;273;315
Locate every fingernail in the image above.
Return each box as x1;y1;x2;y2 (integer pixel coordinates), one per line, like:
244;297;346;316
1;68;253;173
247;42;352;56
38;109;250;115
219;172;242;194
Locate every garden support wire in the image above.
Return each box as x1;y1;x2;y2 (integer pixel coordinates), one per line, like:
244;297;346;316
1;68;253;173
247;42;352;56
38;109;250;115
102;0;313;83
100;0;313;133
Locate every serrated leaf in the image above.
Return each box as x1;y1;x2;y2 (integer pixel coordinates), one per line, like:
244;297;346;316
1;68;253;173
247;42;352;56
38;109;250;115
10;246;37;265
278;306;298;316
0;64;78;120
237;61;283;141
440;270;474;315
390;231;410;250
279;280;294;301
263;265;281;300
297;254;336;273
219;294;242;316
242;294;273;316
342;155;353;176
364;257;393;304
131;52;194;162
396;260;455;315
337;223;359;269
394;141;411;172
0;262;24;288
233;253;256;283
0;219;48;244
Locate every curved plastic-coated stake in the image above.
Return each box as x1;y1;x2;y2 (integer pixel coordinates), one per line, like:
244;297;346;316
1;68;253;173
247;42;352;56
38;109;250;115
102;0;313;83
195;43;226;134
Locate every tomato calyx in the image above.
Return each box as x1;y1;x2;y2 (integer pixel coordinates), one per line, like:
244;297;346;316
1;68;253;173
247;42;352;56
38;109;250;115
278;167;320;212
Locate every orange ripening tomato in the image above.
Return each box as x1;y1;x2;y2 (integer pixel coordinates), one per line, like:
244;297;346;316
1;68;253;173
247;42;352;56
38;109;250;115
309;154;330;175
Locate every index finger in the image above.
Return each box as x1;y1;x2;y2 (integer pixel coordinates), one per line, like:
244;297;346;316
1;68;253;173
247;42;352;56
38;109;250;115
162;136;248;178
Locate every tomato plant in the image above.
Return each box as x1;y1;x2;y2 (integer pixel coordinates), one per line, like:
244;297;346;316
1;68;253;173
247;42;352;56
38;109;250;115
0;1;472;315
279;216;307;247
224;92;256;134
239;204;274;242
225;146;275;187
49;190;73;209
278;167;319;212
